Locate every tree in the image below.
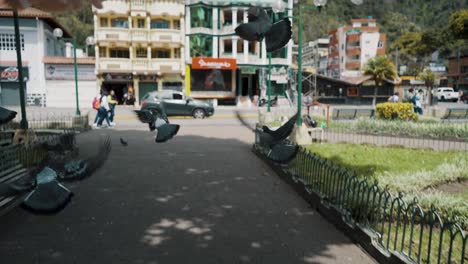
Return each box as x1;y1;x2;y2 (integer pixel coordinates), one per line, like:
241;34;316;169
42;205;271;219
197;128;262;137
418;69;435;105
363;56;397;106
449;9;468;39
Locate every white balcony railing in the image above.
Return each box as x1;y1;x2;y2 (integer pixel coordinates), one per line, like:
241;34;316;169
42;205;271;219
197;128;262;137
96;28;130;42
150;30;182;44
131;29;149;42
132;59;149;72
150;59;182;73
148;1;184;16
98;58;132;72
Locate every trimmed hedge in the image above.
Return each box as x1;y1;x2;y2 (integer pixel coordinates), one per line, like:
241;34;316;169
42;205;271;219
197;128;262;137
375;102;418;121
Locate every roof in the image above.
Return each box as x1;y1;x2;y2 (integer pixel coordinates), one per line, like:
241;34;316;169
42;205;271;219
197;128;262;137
0;4;72;38
43;56;95;65
350;18;377;23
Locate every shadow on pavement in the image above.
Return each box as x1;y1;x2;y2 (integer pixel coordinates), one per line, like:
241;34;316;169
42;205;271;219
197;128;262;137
0;129;375;264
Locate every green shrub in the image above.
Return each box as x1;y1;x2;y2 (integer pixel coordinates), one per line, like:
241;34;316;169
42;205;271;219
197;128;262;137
375;102;418;121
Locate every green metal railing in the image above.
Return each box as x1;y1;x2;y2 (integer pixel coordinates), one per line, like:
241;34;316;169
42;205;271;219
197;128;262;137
255;144;467;263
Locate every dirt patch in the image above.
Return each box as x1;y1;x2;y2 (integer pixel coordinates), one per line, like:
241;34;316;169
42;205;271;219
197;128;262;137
433;179;468;194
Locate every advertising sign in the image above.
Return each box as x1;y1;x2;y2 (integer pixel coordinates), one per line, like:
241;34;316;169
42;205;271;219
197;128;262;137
45;64;95;80
0;66;29;82
192;57;237;70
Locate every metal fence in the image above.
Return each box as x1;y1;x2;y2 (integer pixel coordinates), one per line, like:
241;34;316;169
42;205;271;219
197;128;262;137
0;112;89;131
307;125;468;152
255;144;467;264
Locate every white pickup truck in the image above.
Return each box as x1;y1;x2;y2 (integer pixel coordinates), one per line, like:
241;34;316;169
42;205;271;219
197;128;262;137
437;87;458;102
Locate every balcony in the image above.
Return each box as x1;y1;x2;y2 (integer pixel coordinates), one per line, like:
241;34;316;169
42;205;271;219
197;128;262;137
148;1;184;16
347;34;360;42
346;47;361;56
131;29;149;42
346;61;361;69
150;30;182;45
96;28;130;43
132;59;149;72
150;59;183;73
98;58;132;72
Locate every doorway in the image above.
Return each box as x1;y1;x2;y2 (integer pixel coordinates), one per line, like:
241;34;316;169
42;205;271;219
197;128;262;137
101;82;128;105
241;75;251;96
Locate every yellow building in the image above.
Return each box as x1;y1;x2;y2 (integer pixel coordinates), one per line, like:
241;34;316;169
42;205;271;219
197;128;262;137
93;0;185;105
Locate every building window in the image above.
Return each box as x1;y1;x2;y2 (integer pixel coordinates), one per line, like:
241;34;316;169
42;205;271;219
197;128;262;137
151;19;169;29
136;48;147;58
341;44;344;50
152;49;170;58
173;20;180;30
173;48;181;58
378;41;384;48
190;6;213;28
271;47;287;59
110;49;130;58
163;82;183;90
136;19;145;28
111;18;129;28
224;39;232;53
190;35;213;57
99;47;106;57
248;41;256;54
222;9;232;26
237;40;244;52
0;33;24;51
100;18;108;27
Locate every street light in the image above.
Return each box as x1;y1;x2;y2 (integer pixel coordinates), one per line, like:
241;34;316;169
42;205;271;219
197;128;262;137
53;28;94;116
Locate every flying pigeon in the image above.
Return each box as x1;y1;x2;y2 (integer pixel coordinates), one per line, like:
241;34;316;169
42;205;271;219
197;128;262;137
22;167;73;214
0;106;17;125
235;111;299;164
235;6;292;52
134;110;180;143
120;137;128;146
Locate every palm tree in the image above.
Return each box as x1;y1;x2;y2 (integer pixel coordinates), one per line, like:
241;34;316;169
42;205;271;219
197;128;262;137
418;69;435;105
363;56;397;106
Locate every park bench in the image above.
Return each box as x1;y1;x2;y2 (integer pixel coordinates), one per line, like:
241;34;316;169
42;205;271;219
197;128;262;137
441;108;468;122
331;108;375;120
0;143;30;216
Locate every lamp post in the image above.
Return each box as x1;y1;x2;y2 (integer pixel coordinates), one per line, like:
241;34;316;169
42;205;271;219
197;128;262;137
53;29;94;116
0;8;28;129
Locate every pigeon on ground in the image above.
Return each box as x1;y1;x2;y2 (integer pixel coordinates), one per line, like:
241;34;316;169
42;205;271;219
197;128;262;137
134;110;179;143
120;137;128;146
235;111;299;164
235;6;292;52
22;167;73;214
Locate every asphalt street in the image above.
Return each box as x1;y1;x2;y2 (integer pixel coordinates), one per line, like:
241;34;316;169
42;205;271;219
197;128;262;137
0;113;376;264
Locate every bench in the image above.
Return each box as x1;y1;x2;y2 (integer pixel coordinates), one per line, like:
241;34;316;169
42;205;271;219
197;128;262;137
441;108;468;122
0;143;30;216
332;108;375;120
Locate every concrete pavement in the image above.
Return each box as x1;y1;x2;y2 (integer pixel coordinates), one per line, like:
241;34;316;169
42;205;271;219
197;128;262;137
0;116;375;264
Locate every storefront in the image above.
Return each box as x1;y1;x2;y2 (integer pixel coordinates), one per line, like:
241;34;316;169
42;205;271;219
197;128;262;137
0;66;29;106
187;57;237;102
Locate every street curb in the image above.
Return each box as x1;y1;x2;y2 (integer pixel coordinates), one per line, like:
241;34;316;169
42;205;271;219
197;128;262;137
113;114;258;120
253;147;408;264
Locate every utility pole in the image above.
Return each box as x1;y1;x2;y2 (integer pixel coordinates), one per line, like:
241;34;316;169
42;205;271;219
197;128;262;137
456;47;460;91
395;46;399;76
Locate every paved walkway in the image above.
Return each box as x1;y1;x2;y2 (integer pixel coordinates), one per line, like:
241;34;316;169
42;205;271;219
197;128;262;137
0;118;375;264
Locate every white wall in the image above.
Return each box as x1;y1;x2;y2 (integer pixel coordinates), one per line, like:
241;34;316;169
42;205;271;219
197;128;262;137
360;32;380;67
45;80;97;108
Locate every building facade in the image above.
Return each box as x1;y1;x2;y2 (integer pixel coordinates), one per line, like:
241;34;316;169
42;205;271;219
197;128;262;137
0;6;70;106
447;54;468;93
185;0;293;105
93;0;185;105
327;18;386;79
302;38;328;75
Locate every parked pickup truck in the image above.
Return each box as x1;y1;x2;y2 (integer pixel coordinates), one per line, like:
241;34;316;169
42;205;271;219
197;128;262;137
437;87;458;102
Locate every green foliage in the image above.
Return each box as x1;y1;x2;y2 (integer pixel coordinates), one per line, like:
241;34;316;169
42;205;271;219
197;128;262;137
418;69;435;89
52;0;94;46
363;56;397;83
375;102;418;121
351;118;468;139
449;9;468;39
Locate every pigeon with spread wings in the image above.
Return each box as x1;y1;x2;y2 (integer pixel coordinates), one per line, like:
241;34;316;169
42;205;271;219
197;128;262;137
235;6;292;52
235;111;299;164
134;110;180;143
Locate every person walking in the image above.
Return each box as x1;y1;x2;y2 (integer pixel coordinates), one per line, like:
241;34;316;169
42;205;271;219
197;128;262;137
108;90;118;126
412;89;424;115
92;93;101;127
96;91;112;128
458;90;464;104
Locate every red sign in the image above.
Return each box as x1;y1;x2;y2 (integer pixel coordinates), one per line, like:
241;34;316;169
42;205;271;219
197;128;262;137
192;57;237;70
